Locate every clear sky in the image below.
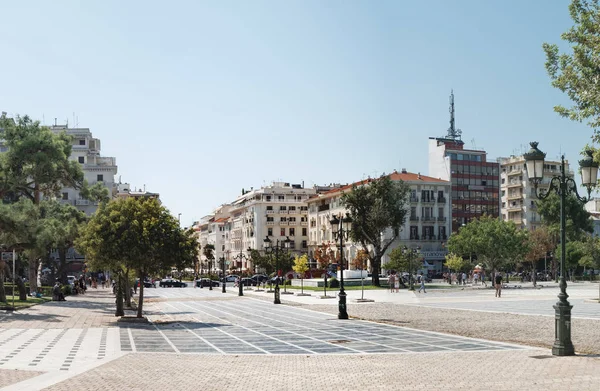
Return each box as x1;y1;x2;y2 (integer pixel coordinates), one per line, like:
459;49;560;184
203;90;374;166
0;0;591;226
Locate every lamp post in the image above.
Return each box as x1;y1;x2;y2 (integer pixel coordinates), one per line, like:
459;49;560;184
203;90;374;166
220;256;226;293
403;246;421;291
232;247;248;297
263;235;291;304
330;213;352;320
524;141;598;356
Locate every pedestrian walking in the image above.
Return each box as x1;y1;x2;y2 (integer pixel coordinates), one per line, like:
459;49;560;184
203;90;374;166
417;273;426;293
495;273;503;298
388;273;396;293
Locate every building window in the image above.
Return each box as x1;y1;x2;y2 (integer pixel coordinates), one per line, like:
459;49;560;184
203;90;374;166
78;156;84;164
268;228;273;236
302;240;307;249
267;217;274;222
79;139;85;145
266;206;273;211
288;217;296;222
302;228;307;236
289;228;295;236
280;228;285;236
97;174;103;182
280;217;286;222
279;206;287;211
62;192;68;200
278;195;284;201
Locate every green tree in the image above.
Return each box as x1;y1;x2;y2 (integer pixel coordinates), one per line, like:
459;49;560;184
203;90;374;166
292;254;309;294
543;0;600;138
202;244;215;277
0;115;84;292
536;193;593;242
76;197;195;318
342;175;410;286
38;201;87;284
448;216;528;276
444;253;471;273
386;247;410;273
555;241;586;281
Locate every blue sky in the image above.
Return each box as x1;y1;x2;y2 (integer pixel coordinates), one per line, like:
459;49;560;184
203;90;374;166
0;0;591;226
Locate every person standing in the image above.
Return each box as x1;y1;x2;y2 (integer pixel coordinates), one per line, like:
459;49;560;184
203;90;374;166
495;273;503;298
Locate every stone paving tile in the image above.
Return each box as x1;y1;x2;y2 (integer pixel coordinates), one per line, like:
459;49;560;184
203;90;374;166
0;368;45;388
42;351;600;391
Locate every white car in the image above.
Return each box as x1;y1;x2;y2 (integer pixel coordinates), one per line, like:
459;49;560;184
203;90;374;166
67;275;76;286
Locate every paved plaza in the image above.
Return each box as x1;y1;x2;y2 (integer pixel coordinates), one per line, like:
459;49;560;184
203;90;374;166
0;283;598;390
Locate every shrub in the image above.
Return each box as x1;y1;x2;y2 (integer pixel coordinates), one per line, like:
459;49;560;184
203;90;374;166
61;284;73;296
329;277;339;288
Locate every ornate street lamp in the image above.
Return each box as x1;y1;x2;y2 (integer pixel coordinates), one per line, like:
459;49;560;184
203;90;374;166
263;235;291;304
524;141;598;356
219;257;226;293
330;213;353;320
403;246;421;291
232;247;248;297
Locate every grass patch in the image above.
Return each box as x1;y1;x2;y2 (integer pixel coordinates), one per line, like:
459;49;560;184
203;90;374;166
284;285;385;291
0;295;51;310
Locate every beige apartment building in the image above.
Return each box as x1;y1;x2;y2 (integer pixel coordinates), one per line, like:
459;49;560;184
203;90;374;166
498;155;570;230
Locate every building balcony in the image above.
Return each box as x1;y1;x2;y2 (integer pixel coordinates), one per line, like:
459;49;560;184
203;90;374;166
410;197;419;203
409;216;419;222
437;234;448;240
409;234;420;240
507;194;522;201
317;204;330;212
421;198;436;204
278;210;287;214
507;205;522;212
506;182;523;188
421;235;436;241
279;221;288;225
437;216;447;222
301;221;308;226
309;240;317;246
422;216;437;222
266;221;275;226
75;199;91;206
266;210;275;214
507;170;522;177
438;197;447;203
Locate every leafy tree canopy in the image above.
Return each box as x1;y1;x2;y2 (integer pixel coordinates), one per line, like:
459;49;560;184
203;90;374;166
342;174;410;286
536;192;593;241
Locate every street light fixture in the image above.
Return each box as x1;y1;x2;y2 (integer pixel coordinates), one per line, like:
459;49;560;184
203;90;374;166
263;235;291;304
329;213;353;320
232;247;248;297
524;141;598;356
403;246;421;291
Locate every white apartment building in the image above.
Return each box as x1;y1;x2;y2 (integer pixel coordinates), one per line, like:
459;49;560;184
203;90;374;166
306;170;452;273
498;155;569;230
50;124;118;215
193;182;326;273
584;198;600;237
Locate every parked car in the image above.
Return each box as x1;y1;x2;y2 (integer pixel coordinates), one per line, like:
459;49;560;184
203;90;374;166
196;278;220;288
67;275;76;286
135;278;155;288
159;278;187;288
240;277;254;286
250;274;269;285
221;275;239;283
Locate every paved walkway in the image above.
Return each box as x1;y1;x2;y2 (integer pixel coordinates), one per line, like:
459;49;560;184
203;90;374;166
0;285;598;390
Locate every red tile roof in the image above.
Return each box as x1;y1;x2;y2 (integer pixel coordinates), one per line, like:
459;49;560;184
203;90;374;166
319;172;447;197
214;217;229;223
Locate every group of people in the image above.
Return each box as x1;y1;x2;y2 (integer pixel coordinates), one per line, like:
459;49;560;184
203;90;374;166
443;271;487;286
387;272;427;293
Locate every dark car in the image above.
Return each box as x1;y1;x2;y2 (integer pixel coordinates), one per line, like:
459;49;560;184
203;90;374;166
250;274;269;285
221;275;239;283
195;278;220;288
240;277;254;286
159;278;187;288
135;279;155;288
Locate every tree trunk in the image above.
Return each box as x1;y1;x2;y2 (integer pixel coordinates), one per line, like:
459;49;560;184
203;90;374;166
124;269;131;308
28;258;39;294
532;267;537;287
137;271;144;318
57;247;68;284
115;273;124;317
0;262;6;303
370;256;381;286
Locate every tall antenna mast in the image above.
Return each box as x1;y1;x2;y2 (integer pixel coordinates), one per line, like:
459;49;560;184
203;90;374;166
446;89;462;140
